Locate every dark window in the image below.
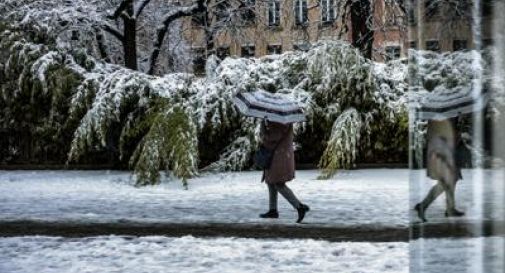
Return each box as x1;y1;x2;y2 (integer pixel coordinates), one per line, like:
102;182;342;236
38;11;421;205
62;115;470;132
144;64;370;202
192;48;206;75
408;8;416;25
385;46;401;61
425;40;440;52
483;39;494;48
321;0;336;23
267;45;282;55
482;0;493;17
453;40;468;51
71;30;79;41
241;45;256;58
217;46;230;60
240;0;256;24
215;1;231;22
454;0;471;17
268;0;281;26
294;0;308;25
424;0;439;17
409;40;417;49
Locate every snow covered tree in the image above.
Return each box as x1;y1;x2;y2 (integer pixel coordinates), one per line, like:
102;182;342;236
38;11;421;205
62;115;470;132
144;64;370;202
1;2;414;184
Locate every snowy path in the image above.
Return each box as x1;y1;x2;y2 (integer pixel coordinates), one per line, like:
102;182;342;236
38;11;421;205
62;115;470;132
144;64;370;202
0;236;408;273
0;169;409;227
0;169;502;230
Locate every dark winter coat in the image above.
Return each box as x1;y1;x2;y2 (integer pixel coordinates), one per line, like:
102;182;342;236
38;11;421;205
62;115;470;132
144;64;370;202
260;120;295;184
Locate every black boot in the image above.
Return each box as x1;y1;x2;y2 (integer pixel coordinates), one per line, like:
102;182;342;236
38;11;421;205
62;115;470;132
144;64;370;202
296;204;310;223
445;209;465;217
414;203;427;222
260;209;279;218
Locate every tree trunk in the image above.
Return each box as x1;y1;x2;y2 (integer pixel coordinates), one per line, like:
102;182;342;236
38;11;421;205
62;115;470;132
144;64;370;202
350;0;374;59
123;18;138;70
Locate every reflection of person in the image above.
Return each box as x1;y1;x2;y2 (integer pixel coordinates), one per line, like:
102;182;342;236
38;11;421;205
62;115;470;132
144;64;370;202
415;119;464;222
259;120;310;223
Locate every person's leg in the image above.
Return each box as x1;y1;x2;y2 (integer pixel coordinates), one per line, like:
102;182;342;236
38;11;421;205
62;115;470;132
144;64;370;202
420;182;444;210
260;183;279;218
441;179;464;216
268;183;278;211
275;183;310;223
415;182;444;221
274;183;301;209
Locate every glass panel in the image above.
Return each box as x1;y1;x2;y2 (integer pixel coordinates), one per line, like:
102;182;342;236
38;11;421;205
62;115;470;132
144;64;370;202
409;0;505;272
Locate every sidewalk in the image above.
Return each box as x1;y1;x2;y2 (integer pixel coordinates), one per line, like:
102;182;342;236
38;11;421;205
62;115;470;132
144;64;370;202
0;169;409;227
0;169;503;240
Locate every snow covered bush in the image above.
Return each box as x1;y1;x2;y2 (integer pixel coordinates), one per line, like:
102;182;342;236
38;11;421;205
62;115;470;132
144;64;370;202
129;105;198;187
1;12;415;183
318;108;362;179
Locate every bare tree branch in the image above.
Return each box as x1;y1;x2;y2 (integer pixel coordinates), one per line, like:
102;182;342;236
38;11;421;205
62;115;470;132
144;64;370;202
148;0;206;75
134;0;152;19
102;22;124;41
108;0;133;20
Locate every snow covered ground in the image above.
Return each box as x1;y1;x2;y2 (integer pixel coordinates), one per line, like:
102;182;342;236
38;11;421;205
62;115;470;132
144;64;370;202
0;169;409;227
0;236;408;273
0;169;503;227
411;236;505;273
1;235;503;273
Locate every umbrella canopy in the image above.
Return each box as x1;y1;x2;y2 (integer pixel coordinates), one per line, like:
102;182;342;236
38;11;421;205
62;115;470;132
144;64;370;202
410;84;489;121
232;90;306;124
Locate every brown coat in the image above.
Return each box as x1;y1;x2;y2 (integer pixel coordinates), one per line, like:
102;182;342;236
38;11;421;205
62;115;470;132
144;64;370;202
260;121;295;184
426;119;462;182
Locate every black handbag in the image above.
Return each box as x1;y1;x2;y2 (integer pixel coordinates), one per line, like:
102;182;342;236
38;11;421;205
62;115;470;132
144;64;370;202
254;145;275;169
254;130;288;170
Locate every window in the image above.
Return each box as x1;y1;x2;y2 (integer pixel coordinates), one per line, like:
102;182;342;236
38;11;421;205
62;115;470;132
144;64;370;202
71;30;79;41
425;40;440;52
482;0;493;17
241;45;256;58
453;40;467;51
424;0;439;17
240;0;256;24
192;48;206;75
268;0;281;27
267;45;282;55
215;1;231;22
385;46;401;61
217;46;230;60
321;0;336;24
409;41;417;49
294;0;308;25
408;8;416;25
483;39;494;48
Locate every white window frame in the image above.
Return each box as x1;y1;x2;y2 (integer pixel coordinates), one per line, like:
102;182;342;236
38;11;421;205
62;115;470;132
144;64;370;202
294;0;308;25
385;45;401;61
268;0;281;26
267;44;282;55
321;0;336;23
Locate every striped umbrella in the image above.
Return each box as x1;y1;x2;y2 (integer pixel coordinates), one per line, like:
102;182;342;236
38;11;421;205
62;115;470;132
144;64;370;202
232;90;306;124
410;84;490;120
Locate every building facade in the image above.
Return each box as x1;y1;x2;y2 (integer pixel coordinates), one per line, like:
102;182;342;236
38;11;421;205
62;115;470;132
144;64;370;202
183;0;407;73
407;0;494;52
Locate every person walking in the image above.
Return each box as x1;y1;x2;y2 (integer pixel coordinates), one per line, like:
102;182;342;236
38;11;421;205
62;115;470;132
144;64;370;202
258;120;310;223
414;118;464;222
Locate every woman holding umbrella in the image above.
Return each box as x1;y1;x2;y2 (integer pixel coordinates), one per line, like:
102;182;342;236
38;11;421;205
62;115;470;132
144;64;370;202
258;119;310;223
233;90;310;223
